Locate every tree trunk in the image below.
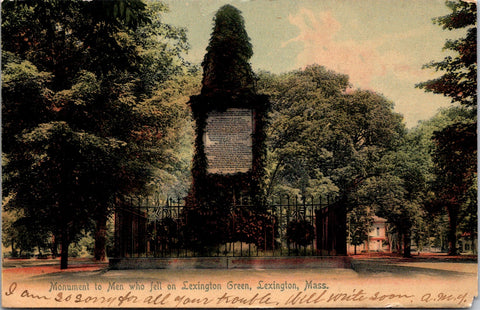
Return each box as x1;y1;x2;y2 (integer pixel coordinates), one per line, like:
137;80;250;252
447;207;458;256
265;159;283;199
354;244;357;255
94;214;108;261
403;231;412;258
51;235;58;258
397;227;403;254
60;234;69;270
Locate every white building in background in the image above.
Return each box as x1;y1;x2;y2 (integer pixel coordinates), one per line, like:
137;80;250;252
347;216;390;254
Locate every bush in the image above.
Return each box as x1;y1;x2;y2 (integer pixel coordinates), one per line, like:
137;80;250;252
286;219;315;246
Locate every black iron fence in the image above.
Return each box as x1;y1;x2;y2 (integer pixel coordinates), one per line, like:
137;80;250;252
113;195;344;258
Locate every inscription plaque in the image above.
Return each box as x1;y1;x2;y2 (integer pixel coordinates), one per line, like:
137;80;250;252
204;108;253;174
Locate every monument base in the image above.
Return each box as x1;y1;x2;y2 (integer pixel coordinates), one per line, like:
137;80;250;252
109;256;352;270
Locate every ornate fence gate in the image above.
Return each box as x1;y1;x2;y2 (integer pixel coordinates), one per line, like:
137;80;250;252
113;195;346;258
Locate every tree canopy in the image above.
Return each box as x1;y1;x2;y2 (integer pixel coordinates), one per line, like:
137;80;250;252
258;65;405;204
2;0;193;268
417;0;477;255
416;0;477;108
258;65;414;255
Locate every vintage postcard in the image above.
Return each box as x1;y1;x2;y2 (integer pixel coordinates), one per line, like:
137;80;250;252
2;0;477;308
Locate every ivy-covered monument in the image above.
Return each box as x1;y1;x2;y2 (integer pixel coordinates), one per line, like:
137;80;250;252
111;5;348;264
183;5;270;251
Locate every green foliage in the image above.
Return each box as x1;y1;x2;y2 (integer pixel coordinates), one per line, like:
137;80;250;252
405;107;476;254
2;0;193;267
415;0;477;255
105;217;116;258
416;0;477;108
135;2;192;95
414;0;477;253
258;65;405;206
347;206;374;248
457;180;477;246
430;121;476;255
2;58;53;152
260;62;476;256
69;232;95;258
3;121;126;255
2;206;52;257
432;122;476;199
259;65;446;256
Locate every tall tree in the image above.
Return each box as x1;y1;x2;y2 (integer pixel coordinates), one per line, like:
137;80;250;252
2;0;191;268
406;107;475;253
259;66;405;204
258;66;405;254
416;0;477;109
257;66;349;200
365;146;427;257
431;122;476;255
416;0;477;255
347;205;374;255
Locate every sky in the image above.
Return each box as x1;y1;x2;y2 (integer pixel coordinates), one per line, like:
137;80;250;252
162;0;467;128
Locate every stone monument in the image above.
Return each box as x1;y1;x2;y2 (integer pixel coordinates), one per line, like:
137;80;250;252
184;5;269;249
